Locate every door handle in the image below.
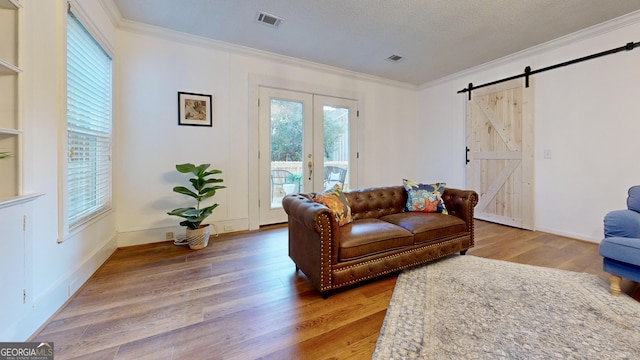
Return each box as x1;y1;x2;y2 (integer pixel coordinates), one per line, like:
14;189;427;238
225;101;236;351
307;154;313;180
466;147;470;164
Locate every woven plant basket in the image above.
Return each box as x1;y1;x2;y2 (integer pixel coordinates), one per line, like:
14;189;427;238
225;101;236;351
185;224;212;250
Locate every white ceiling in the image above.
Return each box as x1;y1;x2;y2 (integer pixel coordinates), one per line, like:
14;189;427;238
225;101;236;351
110;0;640;85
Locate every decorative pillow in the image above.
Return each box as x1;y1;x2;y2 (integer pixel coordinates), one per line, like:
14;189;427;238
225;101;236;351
311;184;353;226
402;179;448;214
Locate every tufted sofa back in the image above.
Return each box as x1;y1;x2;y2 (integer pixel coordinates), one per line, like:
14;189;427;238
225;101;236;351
345;186;407;220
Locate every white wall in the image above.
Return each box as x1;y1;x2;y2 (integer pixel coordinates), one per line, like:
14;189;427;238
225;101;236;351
418;12;640;242
114;22;418;242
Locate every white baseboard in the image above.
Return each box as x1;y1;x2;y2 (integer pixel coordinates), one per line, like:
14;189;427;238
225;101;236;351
117;218;250;247
535;226;601;244
23;232;118;341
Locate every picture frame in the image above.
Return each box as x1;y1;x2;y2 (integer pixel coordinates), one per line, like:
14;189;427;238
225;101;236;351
178;91;213;127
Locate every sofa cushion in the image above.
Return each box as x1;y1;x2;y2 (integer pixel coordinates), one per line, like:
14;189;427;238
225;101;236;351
381;212;466;244
403;179;448;214
604;209;640;239
338;218;413;261
599;236;640;266
311;184;353;226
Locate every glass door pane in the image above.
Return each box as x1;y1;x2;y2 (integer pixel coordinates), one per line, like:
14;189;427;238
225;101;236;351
314;95;358;192
269;98;304;207
322;105;349;191
259;87;312;225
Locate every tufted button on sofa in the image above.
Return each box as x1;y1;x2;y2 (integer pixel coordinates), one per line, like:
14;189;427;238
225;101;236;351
599;185;640;296
283;185;478;297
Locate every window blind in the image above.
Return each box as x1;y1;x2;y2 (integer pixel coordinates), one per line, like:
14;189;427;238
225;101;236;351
67;11;112;229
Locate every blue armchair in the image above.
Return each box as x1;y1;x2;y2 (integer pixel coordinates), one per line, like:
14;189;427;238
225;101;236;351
598;185;640;296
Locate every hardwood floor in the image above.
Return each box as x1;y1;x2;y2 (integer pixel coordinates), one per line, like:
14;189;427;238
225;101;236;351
30;220;639;359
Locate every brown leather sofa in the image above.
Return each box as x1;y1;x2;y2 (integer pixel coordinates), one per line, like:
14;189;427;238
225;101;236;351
282;185;478;297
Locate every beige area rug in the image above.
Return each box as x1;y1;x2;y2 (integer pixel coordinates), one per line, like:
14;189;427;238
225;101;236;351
373;255;640;359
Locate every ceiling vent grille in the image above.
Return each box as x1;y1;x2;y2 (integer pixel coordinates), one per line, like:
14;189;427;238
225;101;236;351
386;54;405;62
256;11;284;28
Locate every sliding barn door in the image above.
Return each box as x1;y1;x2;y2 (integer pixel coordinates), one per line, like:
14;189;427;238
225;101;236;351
466;78;534;230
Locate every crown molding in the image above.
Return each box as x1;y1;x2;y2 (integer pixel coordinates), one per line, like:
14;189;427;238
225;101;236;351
98;0;123;26
419;9;640;91
116;19;417;91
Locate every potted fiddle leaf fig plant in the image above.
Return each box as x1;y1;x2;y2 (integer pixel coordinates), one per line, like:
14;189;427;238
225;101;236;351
167;163;225;250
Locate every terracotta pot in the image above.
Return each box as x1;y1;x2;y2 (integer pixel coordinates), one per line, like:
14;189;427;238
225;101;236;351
185;224;211;250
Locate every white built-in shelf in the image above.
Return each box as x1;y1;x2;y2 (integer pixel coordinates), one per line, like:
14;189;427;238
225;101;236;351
0;193;44;210
0;58;20;74
0;0;22;200
0;0;20;10
0;128;22;135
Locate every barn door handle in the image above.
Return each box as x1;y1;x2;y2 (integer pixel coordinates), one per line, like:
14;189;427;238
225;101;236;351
466;147;470;164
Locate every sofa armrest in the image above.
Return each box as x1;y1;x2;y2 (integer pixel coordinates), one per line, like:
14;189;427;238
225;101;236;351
442;188;479;232
604;209;640;239
283;193;340;292
282;193;338;233
627;185;640;213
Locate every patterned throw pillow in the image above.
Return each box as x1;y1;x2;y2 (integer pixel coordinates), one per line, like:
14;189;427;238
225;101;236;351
311;184;353;226
402;179;448;214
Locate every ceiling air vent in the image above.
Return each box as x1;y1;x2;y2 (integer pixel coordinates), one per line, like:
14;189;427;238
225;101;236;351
255;11;284;28
386;54;405;62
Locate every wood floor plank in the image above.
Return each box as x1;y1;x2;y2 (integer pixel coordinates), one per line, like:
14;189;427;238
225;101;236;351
30;220;639;359
259;310;388;360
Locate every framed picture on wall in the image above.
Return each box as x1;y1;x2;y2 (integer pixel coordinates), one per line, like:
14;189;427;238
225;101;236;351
178;91;213;127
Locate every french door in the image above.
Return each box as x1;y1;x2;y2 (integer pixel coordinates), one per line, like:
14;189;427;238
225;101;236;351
258;87;357;225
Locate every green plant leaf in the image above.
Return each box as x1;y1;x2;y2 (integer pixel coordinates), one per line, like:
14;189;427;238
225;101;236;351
189;178;204;192
172;186;198;199
202;169;222;177
179;220;199;229
167;207;196;217
175;163;197;174
198;186;225;200
193;163;210;177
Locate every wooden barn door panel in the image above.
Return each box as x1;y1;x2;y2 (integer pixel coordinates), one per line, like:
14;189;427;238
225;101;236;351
466;78;534;230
